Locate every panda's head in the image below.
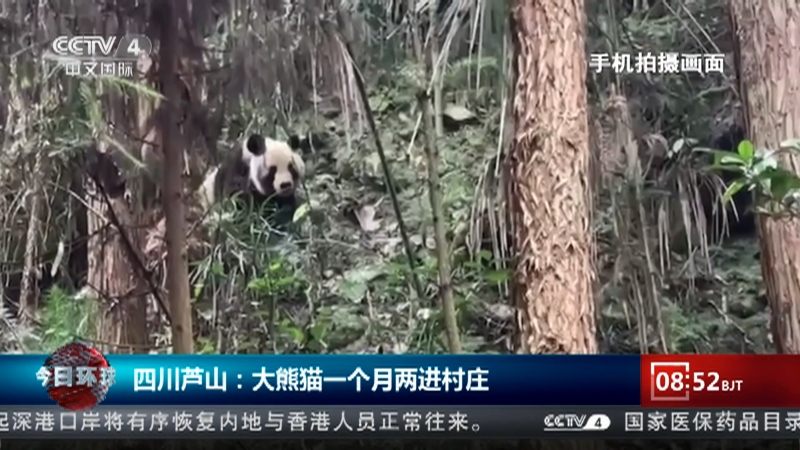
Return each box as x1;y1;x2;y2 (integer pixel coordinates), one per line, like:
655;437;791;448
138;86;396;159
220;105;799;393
244;133;306;199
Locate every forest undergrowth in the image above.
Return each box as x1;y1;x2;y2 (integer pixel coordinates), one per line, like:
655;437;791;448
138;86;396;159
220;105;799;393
0;56;770;357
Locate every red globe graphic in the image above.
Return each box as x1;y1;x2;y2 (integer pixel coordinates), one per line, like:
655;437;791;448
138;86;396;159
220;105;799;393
42;341;112;411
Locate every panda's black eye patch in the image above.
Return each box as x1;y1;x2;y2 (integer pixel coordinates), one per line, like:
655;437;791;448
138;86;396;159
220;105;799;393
288;165;299;179
262;165;277;187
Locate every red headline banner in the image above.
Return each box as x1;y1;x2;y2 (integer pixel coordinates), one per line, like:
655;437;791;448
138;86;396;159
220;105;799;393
640;354;794;408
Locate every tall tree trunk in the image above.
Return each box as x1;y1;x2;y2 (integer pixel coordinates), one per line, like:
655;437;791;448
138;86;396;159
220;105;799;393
19;143;45;320
411;0;462;353
158;0;194;354
86;142;148;353
11;0;39;322
730;0;800;353
507;0;597;354
87;13;148;354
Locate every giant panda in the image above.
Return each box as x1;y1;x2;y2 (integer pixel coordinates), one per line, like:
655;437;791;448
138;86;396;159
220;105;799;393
199;133;314;226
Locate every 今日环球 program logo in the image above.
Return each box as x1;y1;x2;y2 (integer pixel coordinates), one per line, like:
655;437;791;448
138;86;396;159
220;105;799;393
35;340;115;411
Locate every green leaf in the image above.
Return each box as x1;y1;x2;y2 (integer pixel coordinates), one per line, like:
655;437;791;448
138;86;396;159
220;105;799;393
706;163;745;174
211;262;225;276
282;325;304;344
722;179;746;204
247;278;269;292
737;140;755;161
711;150;745;166
463;261;480;270
752;153;780;174
310;323;328;341
671;138;686;155
767;170;800;201
721;154;746;165
780;139;800;152
337;279;368;303
484;269;509;284
293;203;310;223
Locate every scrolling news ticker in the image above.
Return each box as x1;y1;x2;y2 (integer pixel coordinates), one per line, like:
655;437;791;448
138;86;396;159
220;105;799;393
640;354;800;408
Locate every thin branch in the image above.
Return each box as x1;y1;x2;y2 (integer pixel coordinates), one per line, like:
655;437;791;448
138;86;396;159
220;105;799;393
331;12;426;302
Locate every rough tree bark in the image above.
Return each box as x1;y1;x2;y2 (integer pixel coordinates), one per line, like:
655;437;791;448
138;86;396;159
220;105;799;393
157;0;194;354
507;0;597;354
12;0;41;322
19;141;45;320
730;0;800;353
86;11;148;354
86;143;148;353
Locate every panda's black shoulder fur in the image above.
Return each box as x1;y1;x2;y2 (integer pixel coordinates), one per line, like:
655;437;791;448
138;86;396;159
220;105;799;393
713;125;745;155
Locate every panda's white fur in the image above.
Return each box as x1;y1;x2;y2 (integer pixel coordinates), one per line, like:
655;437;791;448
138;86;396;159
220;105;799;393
199;166;219;209
246;136;306;198
197;134;305;211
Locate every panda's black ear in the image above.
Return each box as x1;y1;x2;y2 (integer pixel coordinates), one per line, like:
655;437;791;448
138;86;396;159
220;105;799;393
288;135;303;152
246;134;266;156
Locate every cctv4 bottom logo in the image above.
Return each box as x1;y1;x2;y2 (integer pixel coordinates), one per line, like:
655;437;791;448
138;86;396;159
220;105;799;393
543;413;611;432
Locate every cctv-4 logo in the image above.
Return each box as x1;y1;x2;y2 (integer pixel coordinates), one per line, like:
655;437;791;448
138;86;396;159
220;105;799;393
51;35;153;60
543;413;611;432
